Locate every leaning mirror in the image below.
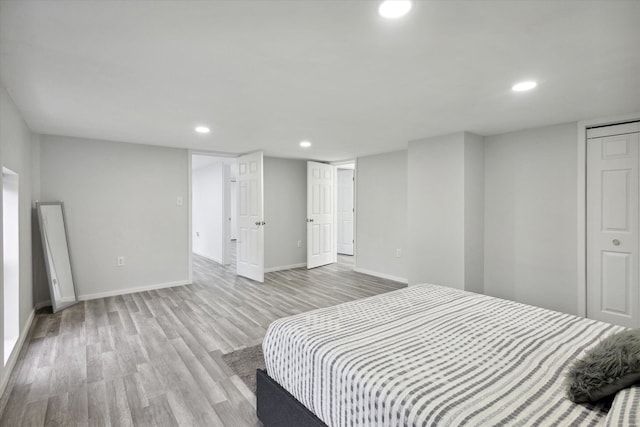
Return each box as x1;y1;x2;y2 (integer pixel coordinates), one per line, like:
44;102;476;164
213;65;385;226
37;202;79;312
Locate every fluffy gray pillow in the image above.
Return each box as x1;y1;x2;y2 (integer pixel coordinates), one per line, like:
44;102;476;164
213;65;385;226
566;329;640;403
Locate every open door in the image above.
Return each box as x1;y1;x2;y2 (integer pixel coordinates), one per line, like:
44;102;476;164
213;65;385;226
307;161;336;269
222;163;232;265
236;152;264;282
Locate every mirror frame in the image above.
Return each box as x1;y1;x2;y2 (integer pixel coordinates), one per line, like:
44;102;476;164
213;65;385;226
36;201;79;313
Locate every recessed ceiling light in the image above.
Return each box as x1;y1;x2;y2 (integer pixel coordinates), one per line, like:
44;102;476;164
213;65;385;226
195;126;210;134
379;1;412;19
512;81;537;92
300;141;312;148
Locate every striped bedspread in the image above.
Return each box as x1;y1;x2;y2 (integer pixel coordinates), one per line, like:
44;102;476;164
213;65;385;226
262;284;640;426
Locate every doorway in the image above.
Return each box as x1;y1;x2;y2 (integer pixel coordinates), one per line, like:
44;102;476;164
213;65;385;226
3;167;19;366
191;154;236;271
336;163;355;268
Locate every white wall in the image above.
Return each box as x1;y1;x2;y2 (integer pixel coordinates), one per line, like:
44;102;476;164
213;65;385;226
192;160;223;263
30;134;50;306
355;150;407;282
263;157;306;271
39;135;190;299
464;133;484;294
484;122;578;314
408;133;466;287
0;87;35;395
407;132;484;290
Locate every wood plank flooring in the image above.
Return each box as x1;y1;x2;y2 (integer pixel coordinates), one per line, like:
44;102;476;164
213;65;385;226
0;255;405;426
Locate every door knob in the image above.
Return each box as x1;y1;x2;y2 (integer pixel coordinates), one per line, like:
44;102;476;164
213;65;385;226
255;221;260;226
612;239;621;246
307;218;314;222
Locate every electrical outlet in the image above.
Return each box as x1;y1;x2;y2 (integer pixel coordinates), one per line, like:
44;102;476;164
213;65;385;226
297;240;302;248
116;256;125;266
396;249;402;258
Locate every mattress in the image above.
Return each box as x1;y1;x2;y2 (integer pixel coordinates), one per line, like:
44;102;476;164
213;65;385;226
262;284;639;426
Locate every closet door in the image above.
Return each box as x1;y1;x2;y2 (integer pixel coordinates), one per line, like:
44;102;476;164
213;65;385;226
587;123;640;327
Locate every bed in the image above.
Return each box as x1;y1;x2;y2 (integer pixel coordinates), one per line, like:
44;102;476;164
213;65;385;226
257;284;640;426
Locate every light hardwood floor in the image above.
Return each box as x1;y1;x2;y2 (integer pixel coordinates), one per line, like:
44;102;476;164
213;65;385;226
0;255;405;426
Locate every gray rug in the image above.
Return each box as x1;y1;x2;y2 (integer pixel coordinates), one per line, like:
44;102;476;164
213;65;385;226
221;344;265;393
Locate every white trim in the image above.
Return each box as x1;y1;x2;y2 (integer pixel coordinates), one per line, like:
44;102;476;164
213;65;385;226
333;164;338;264
587;122;640;139
77;280;190;301
353;158;358;265
187;151;193;286
264;263;306;273
190;149;238;158
192;251;222;265
577;121;587;317
0;309;35;399
353;267;408;284
577;112;640;318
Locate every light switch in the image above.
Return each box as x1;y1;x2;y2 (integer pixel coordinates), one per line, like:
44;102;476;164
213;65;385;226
177;196;183;206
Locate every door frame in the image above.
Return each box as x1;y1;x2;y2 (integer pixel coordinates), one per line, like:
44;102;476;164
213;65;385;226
576;112;640;317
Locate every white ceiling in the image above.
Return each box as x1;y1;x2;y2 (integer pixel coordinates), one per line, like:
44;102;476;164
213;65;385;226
1;1;639;161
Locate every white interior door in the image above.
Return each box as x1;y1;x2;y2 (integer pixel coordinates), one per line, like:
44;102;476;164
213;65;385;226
236;152;264;282
230;180;237;240
587;127;639;327
337;169;354;255
222;163;231;265
307;161;336;269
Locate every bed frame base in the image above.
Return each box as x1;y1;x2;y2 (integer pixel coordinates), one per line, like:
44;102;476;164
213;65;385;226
256;369;327;427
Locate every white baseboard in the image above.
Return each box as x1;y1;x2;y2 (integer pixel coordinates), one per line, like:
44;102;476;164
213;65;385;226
0;308;35;399
353;267;408;284
264;263;306;273
192;251;222;264
78;280;191;301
